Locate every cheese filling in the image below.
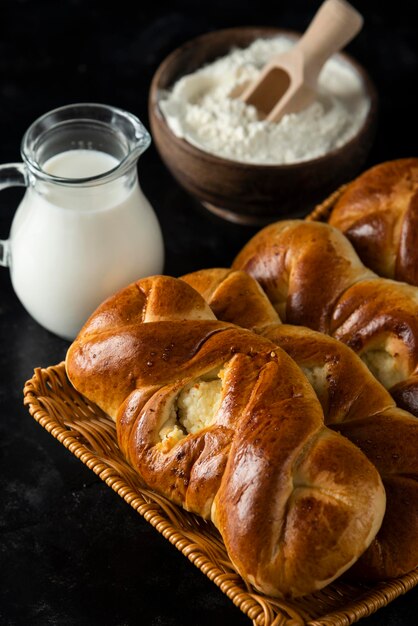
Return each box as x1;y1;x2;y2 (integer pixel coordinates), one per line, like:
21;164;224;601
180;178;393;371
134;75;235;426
159;369;224;450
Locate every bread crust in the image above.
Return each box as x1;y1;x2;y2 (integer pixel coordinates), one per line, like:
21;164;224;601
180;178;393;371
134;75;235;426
329;158;418;284
233;220;418;413
184;268;418;580
66;275;385;598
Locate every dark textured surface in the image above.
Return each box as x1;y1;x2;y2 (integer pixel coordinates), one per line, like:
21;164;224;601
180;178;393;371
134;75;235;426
0;1;417;624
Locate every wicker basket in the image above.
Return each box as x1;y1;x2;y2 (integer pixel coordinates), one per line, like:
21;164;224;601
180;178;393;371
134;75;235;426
306;184;348;223
23;363;418;626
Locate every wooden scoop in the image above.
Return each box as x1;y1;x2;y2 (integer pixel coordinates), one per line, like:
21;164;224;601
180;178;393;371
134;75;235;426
240;0;363;122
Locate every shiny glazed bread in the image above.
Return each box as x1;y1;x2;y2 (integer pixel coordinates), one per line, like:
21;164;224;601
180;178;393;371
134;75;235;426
328;158;418;285
233;219;418;416
182;268;418;580
66;275;385;598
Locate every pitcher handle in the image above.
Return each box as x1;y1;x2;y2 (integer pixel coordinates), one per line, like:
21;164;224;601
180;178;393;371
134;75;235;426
0;163;28;267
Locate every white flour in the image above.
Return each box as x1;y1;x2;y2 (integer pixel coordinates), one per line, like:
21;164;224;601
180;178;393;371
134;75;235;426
159;36;370;165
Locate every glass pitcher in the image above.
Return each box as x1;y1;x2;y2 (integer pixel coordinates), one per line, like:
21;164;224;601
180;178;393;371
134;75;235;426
0;103;164;340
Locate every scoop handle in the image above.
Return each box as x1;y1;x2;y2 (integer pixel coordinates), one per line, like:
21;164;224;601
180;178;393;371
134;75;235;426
297;0;363;82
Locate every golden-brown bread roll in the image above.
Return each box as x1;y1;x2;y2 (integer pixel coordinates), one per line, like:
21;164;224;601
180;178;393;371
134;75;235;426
328;158;418;284
182;268;418;580
66;275;215;419
66;275;385;598
232;219;418;417
182;267;280;332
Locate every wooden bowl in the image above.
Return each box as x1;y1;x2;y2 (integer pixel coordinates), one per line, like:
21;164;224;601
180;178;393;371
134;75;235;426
149;27;378;225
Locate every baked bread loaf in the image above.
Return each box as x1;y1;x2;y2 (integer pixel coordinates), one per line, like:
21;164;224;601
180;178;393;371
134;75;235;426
66;275;385;598
328;158;418;284
182;268;418;580
233;219;418;416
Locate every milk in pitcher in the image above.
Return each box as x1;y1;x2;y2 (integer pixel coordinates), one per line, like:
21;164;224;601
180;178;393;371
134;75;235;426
9;148;164;339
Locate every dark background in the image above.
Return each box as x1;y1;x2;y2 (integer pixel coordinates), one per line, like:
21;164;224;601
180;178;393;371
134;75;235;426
1;1;417;625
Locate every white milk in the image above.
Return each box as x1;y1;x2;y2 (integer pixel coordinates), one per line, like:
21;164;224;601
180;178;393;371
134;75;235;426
44;149;118;178
9;149;164;339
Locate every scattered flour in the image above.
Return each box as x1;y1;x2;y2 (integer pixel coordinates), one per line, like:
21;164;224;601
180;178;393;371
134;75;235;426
159;36;370;165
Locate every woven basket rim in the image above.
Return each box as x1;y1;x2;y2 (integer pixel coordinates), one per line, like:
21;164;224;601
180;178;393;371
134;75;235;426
23;362;418;626
306;184;348;223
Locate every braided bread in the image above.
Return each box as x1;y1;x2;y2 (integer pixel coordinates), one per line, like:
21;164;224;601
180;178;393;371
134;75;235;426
328;158;418;284
182;268;418;580
232;219;418;416
66;275;385;598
